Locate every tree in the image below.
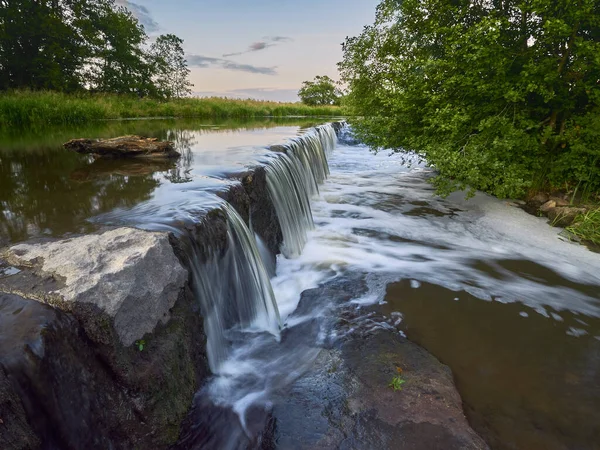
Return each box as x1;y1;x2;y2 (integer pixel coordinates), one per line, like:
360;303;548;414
340;0;600;199
0;0;192;98
0;0;87;91
150;34;193;99
298;75;342;106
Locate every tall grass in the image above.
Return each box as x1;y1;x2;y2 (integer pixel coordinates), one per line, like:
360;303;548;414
0;91;344;129
567;208;600;247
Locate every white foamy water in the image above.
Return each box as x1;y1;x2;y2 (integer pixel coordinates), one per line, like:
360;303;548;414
272;136;600;321
203;126;600;444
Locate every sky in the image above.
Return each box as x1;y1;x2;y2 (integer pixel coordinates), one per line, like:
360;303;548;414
117;0;380;102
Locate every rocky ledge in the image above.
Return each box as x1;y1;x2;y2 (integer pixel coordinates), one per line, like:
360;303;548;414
0;227;209;450
0;137;284;449
269;275;488;450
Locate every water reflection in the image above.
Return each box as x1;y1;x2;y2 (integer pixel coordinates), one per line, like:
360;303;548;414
0;118;330;245
382;280;600;450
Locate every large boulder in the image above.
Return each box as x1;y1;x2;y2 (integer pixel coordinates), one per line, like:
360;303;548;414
5;227;187;347
64;135;180;159
0;227;210;449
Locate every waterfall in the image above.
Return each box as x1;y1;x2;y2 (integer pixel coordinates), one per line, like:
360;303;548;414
265;124;337;258
183;204;280;373
175;123;337;372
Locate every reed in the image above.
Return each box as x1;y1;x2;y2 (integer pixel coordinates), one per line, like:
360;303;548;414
567;208;600;247
0;91;344;129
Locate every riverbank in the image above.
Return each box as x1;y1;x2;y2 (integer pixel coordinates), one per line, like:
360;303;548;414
524;192;600;250
0;91;343;130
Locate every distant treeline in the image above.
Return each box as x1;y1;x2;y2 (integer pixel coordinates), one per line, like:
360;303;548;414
0;0;191;99
0;91;343;129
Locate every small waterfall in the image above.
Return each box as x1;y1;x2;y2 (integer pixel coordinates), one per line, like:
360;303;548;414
185;204;281;373
265;124;337;258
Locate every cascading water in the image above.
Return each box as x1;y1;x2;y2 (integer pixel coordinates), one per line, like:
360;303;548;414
265;124;337;258
185;204;281;373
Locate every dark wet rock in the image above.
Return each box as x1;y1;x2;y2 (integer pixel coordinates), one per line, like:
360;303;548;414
173;391;276;450
242;167;283;256
271;276;488;450
547;206;587;228
64;135;180;159
0;292;144;449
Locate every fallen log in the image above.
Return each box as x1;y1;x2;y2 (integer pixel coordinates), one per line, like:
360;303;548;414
64;135;180;159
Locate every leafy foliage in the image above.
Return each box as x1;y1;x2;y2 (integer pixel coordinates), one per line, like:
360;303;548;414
339;0;600;198
0;0;193;98
298;75;342;106
389;375;406;391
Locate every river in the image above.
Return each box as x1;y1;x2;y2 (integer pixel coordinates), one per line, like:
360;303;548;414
1;120;599;449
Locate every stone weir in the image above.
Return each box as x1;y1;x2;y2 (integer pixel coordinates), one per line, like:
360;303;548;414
0;122;343;450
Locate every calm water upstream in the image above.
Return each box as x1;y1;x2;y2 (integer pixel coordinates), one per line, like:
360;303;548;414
1;121;598;449
0;118;327;244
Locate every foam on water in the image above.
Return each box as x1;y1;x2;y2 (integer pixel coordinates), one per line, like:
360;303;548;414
272;129;600;321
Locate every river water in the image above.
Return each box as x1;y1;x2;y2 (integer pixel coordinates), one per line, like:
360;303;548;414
1;120;599;449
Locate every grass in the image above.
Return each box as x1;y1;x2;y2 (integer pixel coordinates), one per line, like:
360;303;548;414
0;90;344;130
567;208;600;246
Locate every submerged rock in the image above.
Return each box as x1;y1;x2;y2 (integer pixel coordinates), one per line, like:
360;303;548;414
64;135;180;159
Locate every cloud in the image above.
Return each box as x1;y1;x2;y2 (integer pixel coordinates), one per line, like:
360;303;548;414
267;36;293;43
116;0;159;33
222;36;293;57
186;55;277;75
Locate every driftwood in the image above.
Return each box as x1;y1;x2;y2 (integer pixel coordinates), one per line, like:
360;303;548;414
64;135;180;159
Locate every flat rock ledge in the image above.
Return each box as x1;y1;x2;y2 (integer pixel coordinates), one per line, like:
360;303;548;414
64;135;180;159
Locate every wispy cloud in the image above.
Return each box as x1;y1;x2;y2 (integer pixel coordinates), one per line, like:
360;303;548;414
116;0;159;33
187;55;277;75
223;36;293;57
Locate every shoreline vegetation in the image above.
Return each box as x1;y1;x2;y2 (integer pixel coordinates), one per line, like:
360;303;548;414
339;0;600;249
0;91;344;130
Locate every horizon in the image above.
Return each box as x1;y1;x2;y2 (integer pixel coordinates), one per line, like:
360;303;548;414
116;0;379;102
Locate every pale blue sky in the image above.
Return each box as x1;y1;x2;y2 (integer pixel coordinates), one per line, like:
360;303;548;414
118;0;379;101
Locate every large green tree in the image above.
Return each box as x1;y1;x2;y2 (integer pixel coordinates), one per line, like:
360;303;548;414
298;75;342;106
340;0;600;198
0;0;192;98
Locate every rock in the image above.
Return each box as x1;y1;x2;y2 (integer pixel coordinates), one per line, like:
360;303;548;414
529;192;549;204
271;276;488;450
547;207;587;228
0;292;141;449
550;196;570;207
64;135;180;159
5;227;187;347
540;200;557;212
0;226;211;449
